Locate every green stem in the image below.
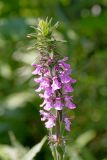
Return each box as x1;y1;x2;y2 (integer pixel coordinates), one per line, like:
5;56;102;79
51;145;58;160
55;111;64;160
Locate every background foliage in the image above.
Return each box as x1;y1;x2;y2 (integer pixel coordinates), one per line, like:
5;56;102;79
0;0;107;159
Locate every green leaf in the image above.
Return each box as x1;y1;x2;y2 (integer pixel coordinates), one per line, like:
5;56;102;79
21;136;47;160
0;145;16;160
9;132;27;157
75;130;96;148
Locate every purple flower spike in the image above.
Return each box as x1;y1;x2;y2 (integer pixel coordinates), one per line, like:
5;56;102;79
32;56;76;132
30;19;77;155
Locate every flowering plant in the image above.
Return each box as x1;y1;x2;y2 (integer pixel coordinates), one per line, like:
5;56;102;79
28;18;76;160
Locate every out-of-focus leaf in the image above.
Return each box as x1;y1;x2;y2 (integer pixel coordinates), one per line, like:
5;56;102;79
75;130;96;148
0;134;47;160
0;145;17;160
9;132;27;157
66;130;96;160
22;136;47;160
5;92;33;109
81;148;96;160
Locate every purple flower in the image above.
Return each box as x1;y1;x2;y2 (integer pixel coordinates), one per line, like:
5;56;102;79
35;85;42;92
45;118;55;128
40;98;53;111
44;102;52;111
40;110;49;121
63;83;74;93
52;76;61;91
70;78;76;84
59;61;71;70
41;77;51;89
39;93;45;98
44;87;52;98
58;57;71;71
54;97;64;110
54;65;60;72
32;64;42;75
64;117;71;131
40;110;56;129
48;58;53;65
59;72;71;84
64;96;76;109
34;76;42;83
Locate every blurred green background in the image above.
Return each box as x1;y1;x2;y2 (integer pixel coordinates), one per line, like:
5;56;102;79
0;0;107;159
